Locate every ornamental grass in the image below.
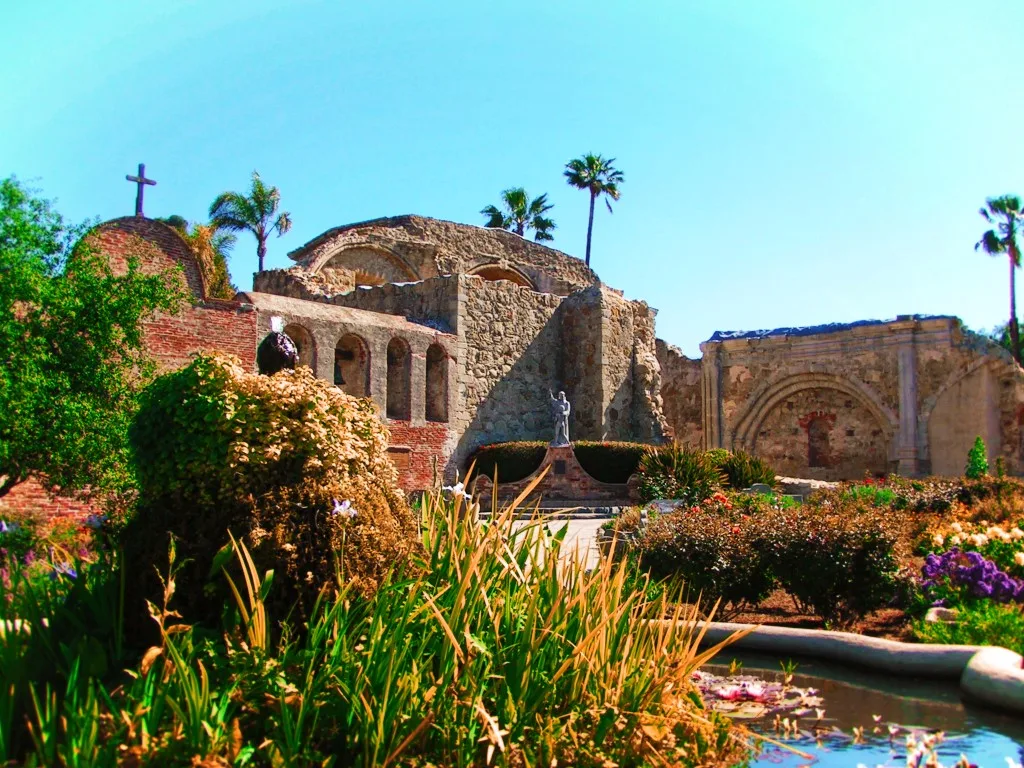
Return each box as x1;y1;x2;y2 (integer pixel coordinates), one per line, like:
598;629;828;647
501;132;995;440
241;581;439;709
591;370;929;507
0;478;751;767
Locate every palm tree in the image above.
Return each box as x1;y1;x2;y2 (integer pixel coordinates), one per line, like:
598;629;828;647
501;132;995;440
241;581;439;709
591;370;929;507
159;216;238;300
563;153;624;267
209;171;292;274
480;188;555;242
977;195;1024;365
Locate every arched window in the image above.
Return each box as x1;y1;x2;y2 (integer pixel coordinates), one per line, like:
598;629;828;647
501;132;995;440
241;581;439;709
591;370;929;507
425;344;449;422
335;334;370;397
283;324;316;370
386;337;412;420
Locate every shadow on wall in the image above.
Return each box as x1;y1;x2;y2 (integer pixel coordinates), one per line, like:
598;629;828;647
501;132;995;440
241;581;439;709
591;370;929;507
453;311;565;477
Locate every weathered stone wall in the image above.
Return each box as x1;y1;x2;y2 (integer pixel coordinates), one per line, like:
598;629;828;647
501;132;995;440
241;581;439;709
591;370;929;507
686;316;1024;479
252;265;356;300
327;277;461;334
287;215;600;296
630;301;670;442
451;276;564;470
656;340;703;447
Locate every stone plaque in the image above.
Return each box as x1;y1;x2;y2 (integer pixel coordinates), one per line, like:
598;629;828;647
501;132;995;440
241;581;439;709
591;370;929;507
554;460;567;475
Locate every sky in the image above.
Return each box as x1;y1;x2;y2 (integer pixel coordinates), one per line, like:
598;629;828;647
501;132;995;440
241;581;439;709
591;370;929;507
4;0;1024;357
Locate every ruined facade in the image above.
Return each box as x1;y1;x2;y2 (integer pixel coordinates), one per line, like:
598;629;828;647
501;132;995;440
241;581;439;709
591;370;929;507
658;318;1024;480
5;209;1023;523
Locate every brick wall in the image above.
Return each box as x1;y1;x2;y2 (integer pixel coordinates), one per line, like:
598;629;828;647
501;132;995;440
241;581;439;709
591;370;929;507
386;421;451;490
0;479;97;523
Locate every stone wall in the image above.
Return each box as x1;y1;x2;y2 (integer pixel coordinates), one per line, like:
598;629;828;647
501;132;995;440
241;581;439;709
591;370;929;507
287;215;600;296
328;277;461;334
656;340;703;447
451;276;564;470
687;316;1024;479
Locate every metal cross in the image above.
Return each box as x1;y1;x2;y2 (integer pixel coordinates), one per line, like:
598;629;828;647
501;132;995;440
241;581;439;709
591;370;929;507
125;163;156;217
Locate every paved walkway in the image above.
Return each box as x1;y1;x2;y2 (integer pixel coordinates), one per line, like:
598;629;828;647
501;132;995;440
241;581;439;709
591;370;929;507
509;515;609;569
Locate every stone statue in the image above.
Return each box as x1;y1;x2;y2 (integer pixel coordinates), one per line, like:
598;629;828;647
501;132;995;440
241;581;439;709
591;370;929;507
549;390;571;446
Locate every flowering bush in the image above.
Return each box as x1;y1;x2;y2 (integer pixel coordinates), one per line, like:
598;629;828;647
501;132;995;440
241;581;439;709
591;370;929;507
923;517;1024;579
921;548;1024;606
123;353;421;633
632;494;901;625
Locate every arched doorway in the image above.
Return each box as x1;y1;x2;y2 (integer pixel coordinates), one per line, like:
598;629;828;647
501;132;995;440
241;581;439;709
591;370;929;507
386;337;412;420
425;344;449;422
283;323;316;370
334;334;370;397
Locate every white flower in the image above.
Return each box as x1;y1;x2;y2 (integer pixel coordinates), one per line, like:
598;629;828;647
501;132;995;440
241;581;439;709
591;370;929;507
987;526;1005;539
331;499;357;520
932;534;945;548
950;535;962;546
969;533;989;548
1011;528;1024;540
442;472;473;500
1014;552;1024;567
950;521;963;533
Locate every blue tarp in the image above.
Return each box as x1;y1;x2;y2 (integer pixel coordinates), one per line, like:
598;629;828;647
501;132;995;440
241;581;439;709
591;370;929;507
707;314;955;343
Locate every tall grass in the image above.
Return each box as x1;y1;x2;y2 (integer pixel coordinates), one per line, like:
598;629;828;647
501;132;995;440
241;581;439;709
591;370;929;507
0;485;751;766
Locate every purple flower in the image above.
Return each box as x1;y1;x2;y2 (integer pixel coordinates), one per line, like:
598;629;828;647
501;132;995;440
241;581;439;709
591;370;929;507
23;550;36;565
0;520;17;534
331;499;357;520
49;562;77;581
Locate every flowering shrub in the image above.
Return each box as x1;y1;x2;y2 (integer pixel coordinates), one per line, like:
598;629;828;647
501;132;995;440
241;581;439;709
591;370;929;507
921;548;1024;605
924;517;1024;579
632;495;901;625
123;353;421;632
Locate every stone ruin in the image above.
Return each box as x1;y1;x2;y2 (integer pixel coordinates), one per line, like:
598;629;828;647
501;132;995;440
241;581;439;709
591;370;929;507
5;211;1024;520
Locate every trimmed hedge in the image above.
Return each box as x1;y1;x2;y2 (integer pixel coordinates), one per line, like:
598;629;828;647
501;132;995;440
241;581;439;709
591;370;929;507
467;440;653;485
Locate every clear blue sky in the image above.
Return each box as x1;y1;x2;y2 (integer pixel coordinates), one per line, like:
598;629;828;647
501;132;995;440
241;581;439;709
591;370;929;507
4;0;1024;356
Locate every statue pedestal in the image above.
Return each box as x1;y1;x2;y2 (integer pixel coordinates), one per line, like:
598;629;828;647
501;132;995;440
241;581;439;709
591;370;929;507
473;444;636;509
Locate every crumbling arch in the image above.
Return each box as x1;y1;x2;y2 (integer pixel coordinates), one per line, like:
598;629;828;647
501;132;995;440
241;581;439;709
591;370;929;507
425;344;449;422
732;372;897;452
386;337;412;420
315;244;420;285
466;262;535;290
335;333;370;398
283;323;316;370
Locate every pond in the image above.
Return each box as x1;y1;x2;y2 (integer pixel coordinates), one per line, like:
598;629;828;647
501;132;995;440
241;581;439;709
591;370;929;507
704;652;1024;768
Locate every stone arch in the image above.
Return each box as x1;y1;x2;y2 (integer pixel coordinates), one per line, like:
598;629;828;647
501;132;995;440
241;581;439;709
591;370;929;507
283;323;316;370
732;372;897;479
386;337;412;420
733;372;897;448
314;244;420;285
425;343;449;422
334;333;370;398
466;262;535;289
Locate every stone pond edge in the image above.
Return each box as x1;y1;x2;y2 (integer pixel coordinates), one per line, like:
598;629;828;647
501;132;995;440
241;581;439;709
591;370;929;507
686;621;1024;716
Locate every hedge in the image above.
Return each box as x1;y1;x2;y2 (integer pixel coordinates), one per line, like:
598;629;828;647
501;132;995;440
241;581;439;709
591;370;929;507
467;440;653;485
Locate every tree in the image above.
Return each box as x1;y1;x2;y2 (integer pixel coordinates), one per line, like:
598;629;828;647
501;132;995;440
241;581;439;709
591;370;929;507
480;188;555;242
209;171;292;275
159;215;239;300
0;177;185;499
563;153;624;267
976;195;1024;365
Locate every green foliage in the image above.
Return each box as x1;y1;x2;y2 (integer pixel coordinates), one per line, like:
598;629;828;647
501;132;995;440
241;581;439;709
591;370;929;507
716;450;776;490
158;216;238;300
912;600;1024;655
637;507;775;616
965;436;989;479
468;441;547;483
572;440;650;482
636;444;722;504
209;171;292;273
563;153;624;266
480;187;556;242
631;496;901;626
0;177;186;500
845;483;897;506
0;491;750;766
124;353;420;632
